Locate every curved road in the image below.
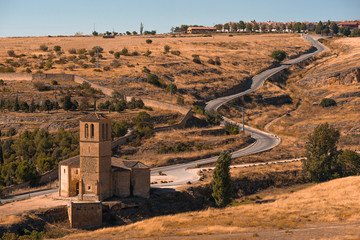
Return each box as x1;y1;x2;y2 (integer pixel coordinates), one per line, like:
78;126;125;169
151;34;327;188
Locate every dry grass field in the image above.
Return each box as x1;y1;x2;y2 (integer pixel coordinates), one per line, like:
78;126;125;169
0;34;312;103
119;127;251;167
62;175;360;239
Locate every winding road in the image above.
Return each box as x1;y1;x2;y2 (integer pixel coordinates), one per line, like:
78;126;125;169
151;34;327;188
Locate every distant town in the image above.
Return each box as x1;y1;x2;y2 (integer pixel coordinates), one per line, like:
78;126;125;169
172;20;360;36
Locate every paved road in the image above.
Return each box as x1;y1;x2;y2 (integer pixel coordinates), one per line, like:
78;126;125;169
151;34;327;188
0;188;58;204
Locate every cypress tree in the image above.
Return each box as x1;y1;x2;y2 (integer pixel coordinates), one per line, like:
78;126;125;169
212;151;233;208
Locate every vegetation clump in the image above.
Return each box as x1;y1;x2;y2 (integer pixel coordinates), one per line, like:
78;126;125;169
225;122;239;135
320;98;337;107
303;123;360;182
271;50;287;62
205;109;223;125
212;151;233;208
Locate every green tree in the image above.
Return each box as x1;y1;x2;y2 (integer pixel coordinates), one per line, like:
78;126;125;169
223;23;230;31
212;151;233;208
140;22;144;35
239;21;246;31
112;120;128;139
336;150;360;177
253;23;259;32
320;98;336;107
53;45;61;52
15;160;38;182
92;30;99;36
42;99;53;113
271;50;287;62
303;123;340;182
340;27;351;37
315;21;323;34
14;97;20;111
246;23;253;32
62;94;73;111
330;22;339;34
261;24;267;33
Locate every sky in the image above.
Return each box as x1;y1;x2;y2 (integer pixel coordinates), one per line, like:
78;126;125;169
0;0;359;37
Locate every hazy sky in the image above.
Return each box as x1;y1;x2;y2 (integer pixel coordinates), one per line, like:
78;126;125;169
0;0;359;37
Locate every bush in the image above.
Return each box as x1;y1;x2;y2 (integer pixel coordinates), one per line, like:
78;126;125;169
143;49;152;57
114;52;121;59
90;57;96;63
225;123;239;135
164;45;171;53
215;57;221;65
7;50;16;57
40;44;48;51
205;109;223;125
170;50;181;56
89;50;96;57
121;48;128;55
53;45;61;52
146;39;152;44
109;50;114;54
177;97;185;105
147;74;160;86
320;98;337;107
103;66;111;71
166;83;177;94
77;48;87;54
270;50;287;62
6;127;16;137
193;105;204;115
112;120;128;139
207;58;216;65
0;67;15;73
94;68;102;72
92;46;103;53
51;80;58;85
68;48;76;54
142;67;150;73
192;54;201;64
132;51;139;56
25;68;32;73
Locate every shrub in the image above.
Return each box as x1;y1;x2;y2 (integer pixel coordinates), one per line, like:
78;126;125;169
89;50;96;57
77;48;87;54
320;98;337;107
142;67;150;73
103;66;111;71
193;105;204;115
90;57;96;63
132;51;139;56
94;68;102;72
215;57;221;65
121;48;128;55
164;45;170;53
109;50;114;54
192;54;201;64
68;48;76;54
170;50;181;56
110;60;121;68
112;120;128;139
51;80;58;85
143;49;152;57
166;83;177;94
225;122;239;135
114;52;121;59
40;44;48;51
205;109;223;125
7;50;16;57
146;39;152;44
25;68;32;73
207;58;216;65
270;50;287;62
53;45;61;52
92;46;103;53
147;74;160;86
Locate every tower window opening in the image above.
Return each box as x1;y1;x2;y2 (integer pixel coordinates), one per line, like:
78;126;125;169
85;124;89;138
90;124;94;138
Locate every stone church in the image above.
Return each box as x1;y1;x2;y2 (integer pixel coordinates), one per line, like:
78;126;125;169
58;113;150;201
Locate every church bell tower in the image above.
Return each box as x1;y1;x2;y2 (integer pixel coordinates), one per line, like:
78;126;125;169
79;113;112;201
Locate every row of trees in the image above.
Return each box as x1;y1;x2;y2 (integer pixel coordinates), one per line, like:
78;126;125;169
92;23;156;36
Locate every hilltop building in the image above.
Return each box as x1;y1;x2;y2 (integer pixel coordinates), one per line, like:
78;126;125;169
58;113;150;201
187;26;217;34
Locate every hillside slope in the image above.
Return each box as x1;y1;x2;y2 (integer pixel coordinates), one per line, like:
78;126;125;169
63;176;360;239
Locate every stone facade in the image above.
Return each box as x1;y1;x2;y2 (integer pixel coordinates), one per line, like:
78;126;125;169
58;113;150;201
68;202;102;228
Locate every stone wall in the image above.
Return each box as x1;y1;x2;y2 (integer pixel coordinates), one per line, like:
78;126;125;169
68;202;102;228
0;73;32;81
32;73;74;81
131;168;150;198
112;170;130;197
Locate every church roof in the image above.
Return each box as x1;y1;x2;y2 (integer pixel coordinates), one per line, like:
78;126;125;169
111;158;149;169
80;112;108;122
59;156;80;166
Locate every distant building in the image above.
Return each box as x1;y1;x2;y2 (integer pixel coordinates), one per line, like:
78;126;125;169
58;113;150;201
187;27;217;34
338;21;359;29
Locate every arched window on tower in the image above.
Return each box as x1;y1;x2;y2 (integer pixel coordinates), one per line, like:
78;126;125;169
106;123;109;140
102;123;105;140
90;124;94;138
85;124;89;138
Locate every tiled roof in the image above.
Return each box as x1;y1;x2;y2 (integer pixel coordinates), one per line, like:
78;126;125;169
188;27;217;30
59;156;80;166
80;112;108;121
111;157;149;169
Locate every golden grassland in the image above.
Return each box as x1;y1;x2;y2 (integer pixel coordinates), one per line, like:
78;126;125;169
121;127;251;167
0;34;311;103
62;175;360;239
